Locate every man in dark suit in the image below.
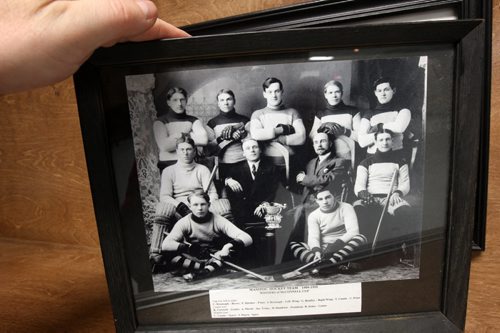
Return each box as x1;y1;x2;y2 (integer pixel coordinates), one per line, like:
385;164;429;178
289;131;351;244
223;139;283;267
297;131;351;204
223;138;281;228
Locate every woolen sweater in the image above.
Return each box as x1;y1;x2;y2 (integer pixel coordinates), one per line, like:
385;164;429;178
160;162;218;206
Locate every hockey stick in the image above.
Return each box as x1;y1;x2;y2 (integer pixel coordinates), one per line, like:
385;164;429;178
371;169;398;254
281;258;321;280
204;162;219;193
269;141;295;208
209;253;276;282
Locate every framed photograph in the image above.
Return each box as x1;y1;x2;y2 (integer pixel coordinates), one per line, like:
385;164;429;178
181;0;492;251
74;20;484;332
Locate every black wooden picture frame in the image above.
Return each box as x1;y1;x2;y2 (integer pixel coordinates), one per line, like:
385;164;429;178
74;20;484;332
181;0;491;251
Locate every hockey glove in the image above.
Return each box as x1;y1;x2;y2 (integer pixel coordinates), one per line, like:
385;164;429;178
358;190;375;205
276;124;295;135
176;202;191;217
221;125;234;140
322;239;346;260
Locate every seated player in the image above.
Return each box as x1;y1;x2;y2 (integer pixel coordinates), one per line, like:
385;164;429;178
353;128;413;250
289;187;367;273
160;134;218;208
162;190;253;281
149;134;231;267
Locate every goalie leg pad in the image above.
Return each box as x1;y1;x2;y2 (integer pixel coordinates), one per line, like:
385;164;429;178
150;202;177;259
210;198;233;221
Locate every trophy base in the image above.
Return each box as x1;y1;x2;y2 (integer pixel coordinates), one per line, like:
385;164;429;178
265;225;282;230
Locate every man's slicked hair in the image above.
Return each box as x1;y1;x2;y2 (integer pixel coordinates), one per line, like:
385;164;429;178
323;80;344;94
187;189;210;204
374;127;395;140
262;77;283;91
166;87;188;101
372;76;395;90
175;133;196;149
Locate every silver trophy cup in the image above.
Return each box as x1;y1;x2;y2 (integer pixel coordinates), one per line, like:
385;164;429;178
262;202;287;229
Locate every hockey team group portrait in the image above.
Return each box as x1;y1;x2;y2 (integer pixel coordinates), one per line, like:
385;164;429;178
125;54;428;291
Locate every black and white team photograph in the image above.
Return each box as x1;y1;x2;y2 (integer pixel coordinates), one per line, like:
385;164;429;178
125;54;427;292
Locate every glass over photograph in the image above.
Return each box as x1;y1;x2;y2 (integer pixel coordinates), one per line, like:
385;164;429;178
125;55;427;293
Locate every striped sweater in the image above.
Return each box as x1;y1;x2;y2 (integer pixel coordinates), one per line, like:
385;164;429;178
358;101;411;154
153;111;208;162
354;150;410;197
250;105;306;160
309;102;361;159
307;202;360;250
206;109;249;164
163;213;253;251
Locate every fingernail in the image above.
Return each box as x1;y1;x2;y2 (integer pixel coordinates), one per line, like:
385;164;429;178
136;0;157;20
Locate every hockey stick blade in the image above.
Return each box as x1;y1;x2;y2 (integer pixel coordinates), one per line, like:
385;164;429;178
281;258;321;280
209;254;276;282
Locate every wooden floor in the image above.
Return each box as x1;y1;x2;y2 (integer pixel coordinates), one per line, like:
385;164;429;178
0;1;499;332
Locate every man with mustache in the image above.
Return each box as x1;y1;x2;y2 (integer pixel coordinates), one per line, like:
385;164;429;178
296;132;351;204
288;131;351;246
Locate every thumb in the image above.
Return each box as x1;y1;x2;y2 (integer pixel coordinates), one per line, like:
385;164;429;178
62;0;188;51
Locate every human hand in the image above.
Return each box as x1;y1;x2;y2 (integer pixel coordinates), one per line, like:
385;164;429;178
317;122;337;134
225;178;243;192
187;243;202;257
319;122;344;137
254;203;267;218
214;243;233;259
275;124;295;135
368;123;384;134
314;251;322;261
390;192;403;205
0;0;189;93
232;128;246;141
296;172;305;183
232;130;241;140
358;190;375;205
332;124;346;137
322;239;346;260
221;125;234;140
176;202;192;217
